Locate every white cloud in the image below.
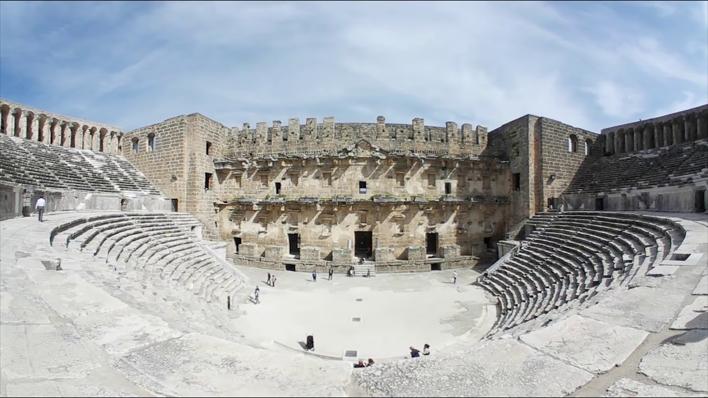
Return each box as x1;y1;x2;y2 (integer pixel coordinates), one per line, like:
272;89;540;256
0;2;705;134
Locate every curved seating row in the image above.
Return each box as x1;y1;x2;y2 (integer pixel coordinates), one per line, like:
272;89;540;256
50;212;241;304
566;139;708;194
477;211;685;334
0;134;160;194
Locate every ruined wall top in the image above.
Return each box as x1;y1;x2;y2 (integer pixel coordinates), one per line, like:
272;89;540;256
0;98;122;135
225;116;488;159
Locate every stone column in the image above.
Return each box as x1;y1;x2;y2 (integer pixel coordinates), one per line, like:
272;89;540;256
673;118;682;145
653;122;663;148
663;123;672;146
322;117;335;144
643;124;653;150
28;113;38;140
0;106;8;135
39;116;50;144
624;129;632;152
615;129;624;154
605;131;614;154
630;127;639;151
685;115;696;142
461;123;473;145
15;110;26;138
697;112;707;139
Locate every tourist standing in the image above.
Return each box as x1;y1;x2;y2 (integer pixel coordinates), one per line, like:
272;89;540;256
312;270;317;282
271;275;276;287
35;195;46;222
254;286;260;304
423;344;430;356
267;272;271;286
452;271;457;284
328;267;334;280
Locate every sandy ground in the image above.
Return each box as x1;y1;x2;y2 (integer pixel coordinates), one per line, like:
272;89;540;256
232;265;496;360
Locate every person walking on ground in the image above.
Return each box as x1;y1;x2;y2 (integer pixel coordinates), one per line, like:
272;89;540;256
267;272;271;286
271;275;276;287
312;270;317;282
254;286;260;304
452;271;457;284
35;195;46;222
328;267;333;281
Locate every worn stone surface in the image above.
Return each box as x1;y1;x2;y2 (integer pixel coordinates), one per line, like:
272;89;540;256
520;315;648;373
604;378;705;397
581;286;687;333
639;329;708;393
693;275;708;295
352;338;594;396
670;295;708;330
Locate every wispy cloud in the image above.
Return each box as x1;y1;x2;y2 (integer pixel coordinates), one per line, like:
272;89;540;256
0;1;706;133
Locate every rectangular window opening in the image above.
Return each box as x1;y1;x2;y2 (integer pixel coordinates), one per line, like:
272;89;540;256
204;173;212;190
359;181;367;194
206;141;212;155
445;182;452;195
275;182;281;194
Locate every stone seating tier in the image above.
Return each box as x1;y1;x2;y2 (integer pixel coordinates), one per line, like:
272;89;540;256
479;211;684;333
51;212;239;304
565;139;708;194
0;134;161;195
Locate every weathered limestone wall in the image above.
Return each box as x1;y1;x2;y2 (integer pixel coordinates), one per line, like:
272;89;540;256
184;114;231;239
122;113;231;239
0;183;20;221
489;115;597;227
538;118;597;209
215;155;509;201
0;98;122;154
218;202;507;262
122;116;189;205
487;115;537;227
227;117;488;158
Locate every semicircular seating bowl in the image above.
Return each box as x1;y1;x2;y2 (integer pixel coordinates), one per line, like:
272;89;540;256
478;211;685;334
50;212;241;303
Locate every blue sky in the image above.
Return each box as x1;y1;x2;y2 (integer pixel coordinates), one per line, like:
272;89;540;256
1;1;706;133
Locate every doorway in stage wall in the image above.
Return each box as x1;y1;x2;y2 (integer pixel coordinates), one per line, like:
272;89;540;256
426;232;438;256
288;233;300;257
354;231;373;259
171;199;179;212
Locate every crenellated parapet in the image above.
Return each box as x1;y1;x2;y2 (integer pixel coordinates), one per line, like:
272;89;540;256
0;98;123;154
226;116;488;159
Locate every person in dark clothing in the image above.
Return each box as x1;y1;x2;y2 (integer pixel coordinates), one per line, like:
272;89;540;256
305;335;315;351
409;346;420;358
328;267;333;280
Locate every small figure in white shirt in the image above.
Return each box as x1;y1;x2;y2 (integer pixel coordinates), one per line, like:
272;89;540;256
35;195;46;222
